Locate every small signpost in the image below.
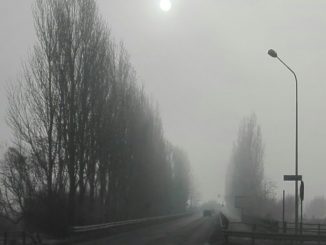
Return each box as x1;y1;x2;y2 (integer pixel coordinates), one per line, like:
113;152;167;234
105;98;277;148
283;174;304;234
300;181;304;201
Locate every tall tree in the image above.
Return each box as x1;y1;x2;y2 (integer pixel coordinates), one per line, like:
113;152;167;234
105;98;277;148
225;114;265;217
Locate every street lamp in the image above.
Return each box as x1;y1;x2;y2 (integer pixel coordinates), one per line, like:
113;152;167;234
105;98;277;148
268;49;299;234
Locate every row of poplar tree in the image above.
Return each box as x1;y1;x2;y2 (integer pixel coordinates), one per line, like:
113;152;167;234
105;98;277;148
0;0;192;234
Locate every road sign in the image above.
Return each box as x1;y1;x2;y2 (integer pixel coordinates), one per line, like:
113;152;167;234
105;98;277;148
300;181;304;201
283;175;302;181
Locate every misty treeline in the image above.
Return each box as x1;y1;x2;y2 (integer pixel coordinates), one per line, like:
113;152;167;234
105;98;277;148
225;114;277;219
0;0;192;234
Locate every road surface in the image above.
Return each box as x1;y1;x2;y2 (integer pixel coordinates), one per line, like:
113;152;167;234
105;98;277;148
75;213;222;245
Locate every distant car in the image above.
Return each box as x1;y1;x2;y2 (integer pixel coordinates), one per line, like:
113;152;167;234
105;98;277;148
203;209;212;217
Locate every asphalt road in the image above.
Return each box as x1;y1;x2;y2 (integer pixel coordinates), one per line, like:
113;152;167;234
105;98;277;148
76;213;221;245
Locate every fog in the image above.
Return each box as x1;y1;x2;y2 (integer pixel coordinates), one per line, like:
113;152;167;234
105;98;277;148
1;0;326;204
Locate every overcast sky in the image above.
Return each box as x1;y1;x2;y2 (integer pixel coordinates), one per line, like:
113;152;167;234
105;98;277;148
1;0;326;203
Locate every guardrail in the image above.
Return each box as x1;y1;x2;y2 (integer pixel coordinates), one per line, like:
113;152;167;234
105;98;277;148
0;213;192;245
72;212;190;233
219;212;229;228
37;212;192;244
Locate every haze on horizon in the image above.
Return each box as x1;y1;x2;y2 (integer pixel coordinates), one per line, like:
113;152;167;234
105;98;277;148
1;0;326;204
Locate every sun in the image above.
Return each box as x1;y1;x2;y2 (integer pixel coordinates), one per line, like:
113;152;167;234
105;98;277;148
160;0;172;12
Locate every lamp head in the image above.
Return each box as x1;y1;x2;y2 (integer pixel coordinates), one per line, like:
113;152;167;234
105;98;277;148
268;49;278;58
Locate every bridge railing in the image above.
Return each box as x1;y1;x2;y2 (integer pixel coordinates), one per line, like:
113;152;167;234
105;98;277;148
219;213;326;244
284;222;326;235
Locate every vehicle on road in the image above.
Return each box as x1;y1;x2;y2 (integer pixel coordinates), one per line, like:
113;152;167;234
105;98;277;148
203;209;213;217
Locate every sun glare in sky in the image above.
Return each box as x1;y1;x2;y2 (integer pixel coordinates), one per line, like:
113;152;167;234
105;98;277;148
160;0;172;12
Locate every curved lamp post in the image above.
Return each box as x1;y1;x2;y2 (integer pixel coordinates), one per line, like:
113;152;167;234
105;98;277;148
268;49;299;234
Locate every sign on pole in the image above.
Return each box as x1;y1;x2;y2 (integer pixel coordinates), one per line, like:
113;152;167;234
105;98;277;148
283;175;302;181
300;181;304;201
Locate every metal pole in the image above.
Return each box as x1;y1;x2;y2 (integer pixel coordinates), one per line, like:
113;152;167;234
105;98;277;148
301;199;303;234
282;190;285;224
295;65;299;236
277;56;299;234
283;190;286;233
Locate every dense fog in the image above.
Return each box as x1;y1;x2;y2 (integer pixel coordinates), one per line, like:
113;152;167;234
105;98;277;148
1;1;326;232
